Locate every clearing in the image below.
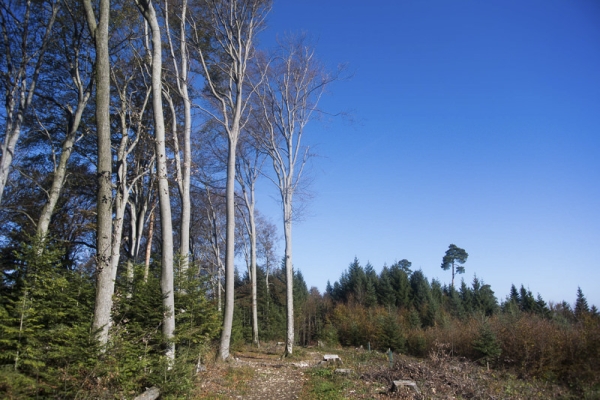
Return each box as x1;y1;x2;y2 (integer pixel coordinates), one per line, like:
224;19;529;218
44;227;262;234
192;343;572;399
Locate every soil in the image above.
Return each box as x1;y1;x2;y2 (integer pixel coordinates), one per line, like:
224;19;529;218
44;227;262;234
195;344;321;399
194;344;572;399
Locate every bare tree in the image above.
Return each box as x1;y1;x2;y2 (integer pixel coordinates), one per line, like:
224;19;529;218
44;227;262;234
111;47;154;298
134;0;176;361
35;1;93;246
236;137;265;347
204;186;226;312
190;0;270;360
0;0;60;205
256;212;278;300
163;0;192;272
82;0;113;348
253;36;336;355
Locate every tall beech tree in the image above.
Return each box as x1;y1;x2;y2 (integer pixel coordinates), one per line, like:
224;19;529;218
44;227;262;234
191;0;270;361
0;0;59;205
163;0;192;273
253;35;336;355
34;0;93;248
236;137;266;347
134;0;176;361
82;0;113;347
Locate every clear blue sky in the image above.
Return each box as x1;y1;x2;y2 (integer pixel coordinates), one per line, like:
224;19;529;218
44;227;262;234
252;0;600;308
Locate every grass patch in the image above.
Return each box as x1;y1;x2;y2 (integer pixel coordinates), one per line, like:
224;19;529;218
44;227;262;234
302;367;346;400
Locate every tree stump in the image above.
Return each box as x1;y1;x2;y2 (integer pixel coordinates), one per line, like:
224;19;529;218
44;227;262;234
323;354;342;365
392;380;421;395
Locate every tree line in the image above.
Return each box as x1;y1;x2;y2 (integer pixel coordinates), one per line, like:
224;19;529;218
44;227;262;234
2;0;598;397
0;0;341;396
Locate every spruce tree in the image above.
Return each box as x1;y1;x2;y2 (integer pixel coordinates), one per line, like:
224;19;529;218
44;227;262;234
574;287;590;320
378;313;405;352
472;320;501;370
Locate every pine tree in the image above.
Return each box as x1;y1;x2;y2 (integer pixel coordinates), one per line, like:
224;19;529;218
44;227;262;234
440;244;468;288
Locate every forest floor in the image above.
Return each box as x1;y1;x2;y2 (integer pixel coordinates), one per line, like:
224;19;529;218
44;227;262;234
192;343;574;399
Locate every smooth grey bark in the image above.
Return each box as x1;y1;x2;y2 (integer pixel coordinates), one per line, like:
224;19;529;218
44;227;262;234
236;144;265;347
83;0;114;347
36;3;94;244
134;0;176;361
205;187;225;312
36;79;91;242
164;0;192;272
112;70;152;299
192;0;270;361
253;37;332;355
144;200;157;282
0;0;59;205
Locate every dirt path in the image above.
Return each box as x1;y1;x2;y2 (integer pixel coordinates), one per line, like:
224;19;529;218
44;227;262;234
234;354;309;399
196;349;322;399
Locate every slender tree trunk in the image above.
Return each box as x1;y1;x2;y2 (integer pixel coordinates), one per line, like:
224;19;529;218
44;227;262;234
217;267;222;312
219;139;237;360
0;0;58;205
178;0;192;272
163;0;191;272
283;199;294;355
144;203;156;282
36;101;88;242
136;0;175;361
83;0;114;347
237;154;261;347
250;207;259;347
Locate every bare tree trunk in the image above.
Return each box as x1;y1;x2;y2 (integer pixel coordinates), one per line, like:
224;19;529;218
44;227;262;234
36;7;93;245
220;140;237;359
36;95;89;242
144;202;156;282
83;0;114;347
0;0;59;204
252;36;336;356
192;0;270;361
283;198;294;355
250;208;259;347
135;0;175;361
237;147;263;347
164;0;192;273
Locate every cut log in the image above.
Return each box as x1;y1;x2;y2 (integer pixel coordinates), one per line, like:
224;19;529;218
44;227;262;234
134;386;160;400
392;380;421;395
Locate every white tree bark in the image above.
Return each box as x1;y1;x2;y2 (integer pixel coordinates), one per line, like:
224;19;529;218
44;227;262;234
134;0;176;361
253;36;334;355
36;85;91;243
112;70;152;299
191;0;270;361
0;0;59;205
205;187;226;312
83;0;114;347
236;145;265;347
164;0;192;272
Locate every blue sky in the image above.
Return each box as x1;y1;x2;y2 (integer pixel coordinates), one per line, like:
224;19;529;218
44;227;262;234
252;0;600;307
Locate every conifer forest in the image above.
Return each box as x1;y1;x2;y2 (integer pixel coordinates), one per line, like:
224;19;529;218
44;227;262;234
0;0;598;398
